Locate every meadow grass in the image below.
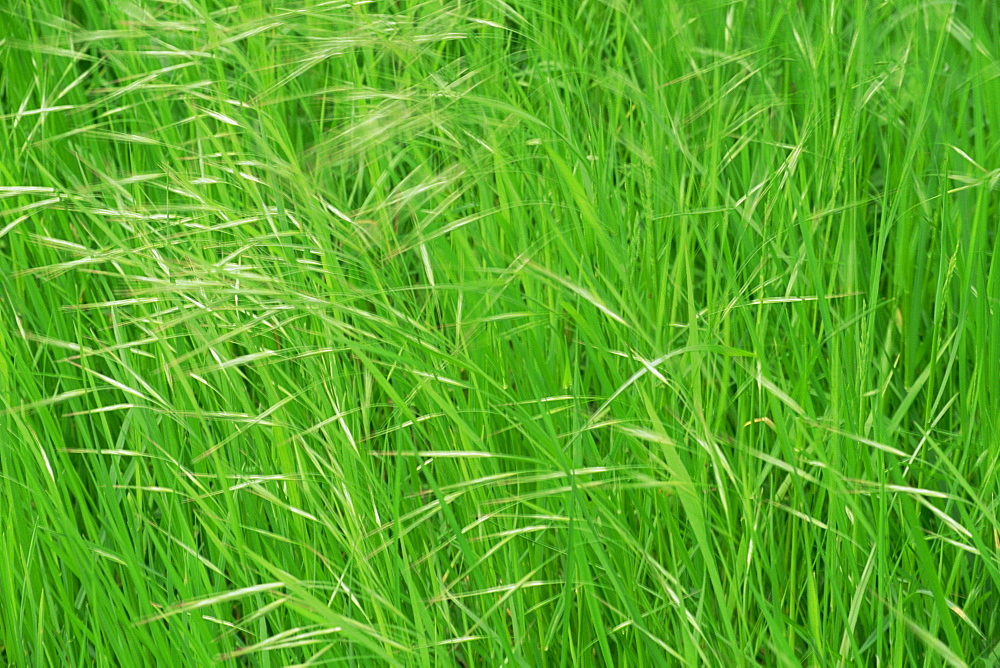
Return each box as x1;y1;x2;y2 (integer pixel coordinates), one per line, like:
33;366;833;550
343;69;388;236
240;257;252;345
1;0;998;665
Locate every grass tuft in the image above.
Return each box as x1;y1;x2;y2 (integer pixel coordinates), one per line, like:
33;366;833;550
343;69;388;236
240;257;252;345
2;0;998;665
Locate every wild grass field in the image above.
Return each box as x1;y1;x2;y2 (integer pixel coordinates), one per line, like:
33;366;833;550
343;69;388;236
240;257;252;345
1;0;998;665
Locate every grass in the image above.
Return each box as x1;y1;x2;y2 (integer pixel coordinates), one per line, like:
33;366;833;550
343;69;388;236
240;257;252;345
0;0;998;665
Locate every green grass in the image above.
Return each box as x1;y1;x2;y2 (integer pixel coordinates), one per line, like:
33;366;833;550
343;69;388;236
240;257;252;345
1;0;998;665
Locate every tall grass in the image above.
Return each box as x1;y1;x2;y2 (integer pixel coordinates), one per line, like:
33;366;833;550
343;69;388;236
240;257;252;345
1;0;998;665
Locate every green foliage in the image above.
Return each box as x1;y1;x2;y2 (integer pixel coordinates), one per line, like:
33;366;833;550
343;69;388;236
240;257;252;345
1;0;998;665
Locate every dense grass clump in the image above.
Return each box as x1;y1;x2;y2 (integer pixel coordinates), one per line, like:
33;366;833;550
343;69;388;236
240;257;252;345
1;0;998;665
